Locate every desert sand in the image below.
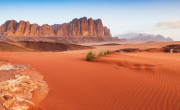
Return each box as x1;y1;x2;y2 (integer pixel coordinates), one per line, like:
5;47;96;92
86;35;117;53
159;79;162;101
0;42;179;110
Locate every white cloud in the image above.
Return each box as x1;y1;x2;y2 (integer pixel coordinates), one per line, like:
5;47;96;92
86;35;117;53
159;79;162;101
156;20;180;29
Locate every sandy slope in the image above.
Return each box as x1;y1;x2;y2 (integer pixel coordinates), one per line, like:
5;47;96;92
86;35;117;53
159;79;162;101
65;41;180;53
0;51;179;110
0;41;93;52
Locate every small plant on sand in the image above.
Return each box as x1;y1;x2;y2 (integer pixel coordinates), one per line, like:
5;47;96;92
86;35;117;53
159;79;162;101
86;52;96;61
106;50;112;54
98;51;104;57
104;51;108;55
86;50;112;61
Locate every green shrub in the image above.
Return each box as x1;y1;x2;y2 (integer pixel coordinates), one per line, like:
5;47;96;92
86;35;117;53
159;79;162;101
104;51;108;55
86;50;112;61
86;52;96;61
98;51;104;57
106;50;112;54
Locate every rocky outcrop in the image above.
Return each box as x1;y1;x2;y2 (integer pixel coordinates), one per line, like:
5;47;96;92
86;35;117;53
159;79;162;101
162;44;180;53
52;17;112;38
0;60;49;110
0;17;112;38
0;20;18;36
0;20;55;37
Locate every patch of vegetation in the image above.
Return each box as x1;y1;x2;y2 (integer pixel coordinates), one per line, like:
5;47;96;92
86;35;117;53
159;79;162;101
104;50;112;55
98;51;104;57
106;50;112;54
104;51;107;55
86;50;112;61
86;52;96;61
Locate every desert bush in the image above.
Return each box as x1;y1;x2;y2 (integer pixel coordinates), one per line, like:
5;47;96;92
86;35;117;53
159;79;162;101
106;50;112;54
104;50;112;55
86;52;96;61
104;51;108;55
98;51;104;57
86;50;112;61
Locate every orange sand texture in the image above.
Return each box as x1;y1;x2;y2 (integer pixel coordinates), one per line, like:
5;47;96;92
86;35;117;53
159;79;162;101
0;42;179;110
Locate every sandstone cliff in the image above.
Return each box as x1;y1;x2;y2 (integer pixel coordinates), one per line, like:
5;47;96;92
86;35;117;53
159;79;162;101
0;17;112;38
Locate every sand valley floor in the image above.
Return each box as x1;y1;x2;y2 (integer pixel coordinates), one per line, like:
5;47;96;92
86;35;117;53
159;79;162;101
0;47;179;110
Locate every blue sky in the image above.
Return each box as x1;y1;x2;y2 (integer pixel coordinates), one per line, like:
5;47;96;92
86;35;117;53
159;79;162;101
0;0;180;40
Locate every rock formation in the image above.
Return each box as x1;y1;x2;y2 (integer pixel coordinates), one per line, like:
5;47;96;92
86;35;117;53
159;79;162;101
162;44;180;53
0;17;112;38
0;60;49;110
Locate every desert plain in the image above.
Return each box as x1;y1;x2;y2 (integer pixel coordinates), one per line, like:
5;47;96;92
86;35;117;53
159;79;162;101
0;41;179;110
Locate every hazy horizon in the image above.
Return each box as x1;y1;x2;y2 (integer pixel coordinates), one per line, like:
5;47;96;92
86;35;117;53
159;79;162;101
0;0;180;40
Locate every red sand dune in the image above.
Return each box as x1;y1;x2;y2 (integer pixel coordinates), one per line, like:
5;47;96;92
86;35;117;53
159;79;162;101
0;51;179;110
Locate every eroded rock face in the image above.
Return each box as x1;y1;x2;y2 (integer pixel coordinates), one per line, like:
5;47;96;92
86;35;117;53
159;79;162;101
52;17;111;37
0;20;18;36
0;60;49;110
0;17;112;38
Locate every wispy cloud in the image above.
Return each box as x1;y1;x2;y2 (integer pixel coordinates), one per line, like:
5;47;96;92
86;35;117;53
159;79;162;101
156;20;180;29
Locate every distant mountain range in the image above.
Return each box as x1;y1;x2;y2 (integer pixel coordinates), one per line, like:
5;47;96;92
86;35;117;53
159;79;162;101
114;33;173;42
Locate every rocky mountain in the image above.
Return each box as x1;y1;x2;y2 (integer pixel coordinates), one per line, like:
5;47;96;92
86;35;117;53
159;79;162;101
115;32;140;39
115;32;173;42
0;17;112;38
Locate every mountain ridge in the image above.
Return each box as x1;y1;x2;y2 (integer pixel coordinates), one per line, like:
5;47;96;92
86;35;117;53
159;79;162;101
114;32;173;42
0;17;112;38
